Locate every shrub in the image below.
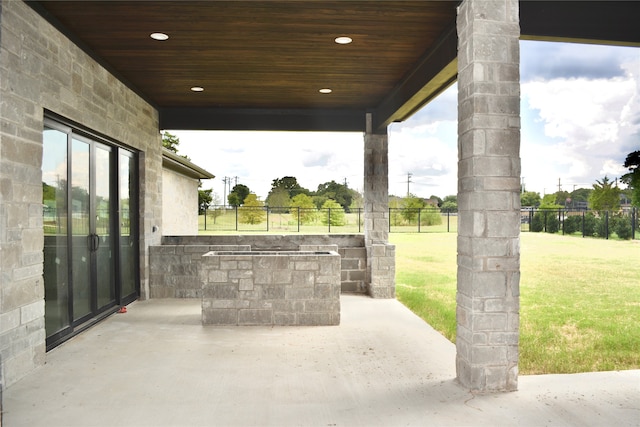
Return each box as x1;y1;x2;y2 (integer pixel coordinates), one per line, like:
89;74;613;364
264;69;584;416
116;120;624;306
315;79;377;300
563;215;582;235
614;216;633;240
531;212;544;232
595;213;608;238
583;212;600;237
320;199;346;226
419;208;443;226
545;212;560;234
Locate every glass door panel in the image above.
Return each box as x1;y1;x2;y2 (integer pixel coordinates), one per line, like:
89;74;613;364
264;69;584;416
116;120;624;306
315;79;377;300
43;127;70;336
95;144;115;309
71;138;92;321
119;150;137;299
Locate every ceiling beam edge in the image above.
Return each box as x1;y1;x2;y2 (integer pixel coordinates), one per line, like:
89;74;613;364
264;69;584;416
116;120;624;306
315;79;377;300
520;1;640;47
372;22;458;132
159;108;367;132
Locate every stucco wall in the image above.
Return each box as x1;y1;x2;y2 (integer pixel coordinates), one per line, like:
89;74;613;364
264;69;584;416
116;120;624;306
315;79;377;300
162;168;199;235
0;0;162;387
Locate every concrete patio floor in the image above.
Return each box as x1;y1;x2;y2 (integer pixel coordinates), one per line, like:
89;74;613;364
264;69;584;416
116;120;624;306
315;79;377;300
3;295;639;427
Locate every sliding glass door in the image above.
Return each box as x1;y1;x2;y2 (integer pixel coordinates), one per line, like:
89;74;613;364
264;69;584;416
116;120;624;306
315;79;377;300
43;118;138;348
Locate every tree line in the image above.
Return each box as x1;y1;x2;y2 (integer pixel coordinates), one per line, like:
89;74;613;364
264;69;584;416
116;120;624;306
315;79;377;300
162;132;639;214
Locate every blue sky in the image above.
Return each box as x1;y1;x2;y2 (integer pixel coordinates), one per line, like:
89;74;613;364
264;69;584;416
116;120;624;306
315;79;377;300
173;40;640;202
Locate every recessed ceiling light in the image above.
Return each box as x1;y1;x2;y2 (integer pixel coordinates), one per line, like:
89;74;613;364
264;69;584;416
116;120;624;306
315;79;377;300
150;32;169;41
191;86;204;92
334;36;353;45
319;88;332;94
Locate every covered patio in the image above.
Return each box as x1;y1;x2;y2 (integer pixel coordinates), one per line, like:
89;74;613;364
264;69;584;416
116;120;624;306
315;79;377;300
4;295;638;426
2;2;640;421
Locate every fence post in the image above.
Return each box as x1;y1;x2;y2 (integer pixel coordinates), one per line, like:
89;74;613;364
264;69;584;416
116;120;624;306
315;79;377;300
418;208;421;233
266;207;269;232
297;207;300;232
605;211;609;239
204;209;207;230
447;209;450;232
235;206;238;231
561;209;564;235
389;208;391;233
358;208;361;233
633;207;637;240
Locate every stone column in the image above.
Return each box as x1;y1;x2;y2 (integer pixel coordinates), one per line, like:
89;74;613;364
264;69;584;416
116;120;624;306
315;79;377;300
456;0;521;391
363;114;395;298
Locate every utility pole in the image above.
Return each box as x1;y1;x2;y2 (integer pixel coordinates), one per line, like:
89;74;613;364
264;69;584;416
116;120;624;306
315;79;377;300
222;176;230;208
558;177;562;193
407;173;413;197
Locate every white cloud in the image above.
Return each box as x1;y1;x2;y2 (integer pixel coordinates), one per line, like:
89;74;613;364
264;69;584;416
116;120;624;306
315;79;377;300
521;49;639;194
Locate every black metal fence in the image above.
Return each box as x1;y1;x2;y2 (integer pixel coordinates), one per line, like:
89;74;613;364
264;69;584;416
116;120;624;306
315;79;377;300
200;206;458;233
200;205;639;239
520;207;638;240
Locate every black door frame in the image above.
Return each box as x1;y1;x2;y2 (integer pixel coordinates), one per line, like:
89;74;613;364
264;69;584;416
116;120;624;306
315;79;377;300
43;114;140;350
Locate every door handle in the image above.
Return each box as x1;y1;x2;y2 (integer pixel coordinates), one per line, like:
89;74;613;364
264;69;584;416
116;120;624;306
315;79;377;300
87;234;100;252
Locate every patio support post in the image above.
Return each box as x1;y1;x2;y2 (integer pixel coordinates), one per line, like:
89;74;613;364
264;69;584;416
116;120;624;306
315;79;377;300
363;113;395;298
456;0;521;391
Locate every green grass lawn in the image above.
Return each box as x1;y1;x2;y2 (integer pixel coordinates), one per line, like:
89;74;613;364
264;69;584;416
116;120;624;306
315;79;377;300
390;232;640;375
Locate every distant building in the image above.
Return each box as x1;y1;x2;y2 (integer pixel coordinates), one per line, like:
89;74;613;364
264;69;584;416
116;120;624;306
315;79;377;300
162;149;214;235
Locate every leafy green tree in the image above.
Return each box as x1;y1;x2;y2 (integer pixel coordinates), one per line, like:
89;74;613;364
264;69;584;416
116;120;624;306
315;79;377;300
521;191;541;208
238;193;266;225
570;188;591;203
268;176;309;200
206;192;224;224
265;188;290;211
401;194;426;223
161;131;180;153
316;180;353;211
441;195;457;211
349;190;364;211
588;176;621;211
621;150;640;207
198;185;213;214
42;182;57;204
555;190;571;207
228;184;250;206
540;194;561;209
311;195;327;210
290;193;316;225
320;199;345;226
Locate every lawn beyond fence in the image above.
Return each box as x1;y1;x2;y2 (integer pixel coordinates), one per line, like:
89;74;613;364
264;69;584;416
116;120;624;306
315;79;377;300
391;232;640;375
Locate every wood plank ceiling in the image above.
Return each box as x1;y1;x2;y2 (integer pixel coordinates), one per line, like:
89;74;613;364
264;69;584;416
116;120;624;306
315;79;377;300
29;1;640;132
32;1;459;131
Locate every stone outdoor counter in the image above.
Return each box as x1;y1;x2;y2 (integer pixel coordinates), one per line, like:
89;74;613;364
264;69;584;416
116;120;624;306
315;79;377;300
200;251;341;326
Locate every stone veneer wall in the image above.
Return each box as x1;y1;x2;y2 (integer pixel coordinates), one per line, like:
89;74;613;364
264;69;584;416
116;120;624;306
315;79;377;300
159;235;368;295
363;114;395;298
456;0;521;392
0;1;162;387
201;251;341;326
149;245;251;298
